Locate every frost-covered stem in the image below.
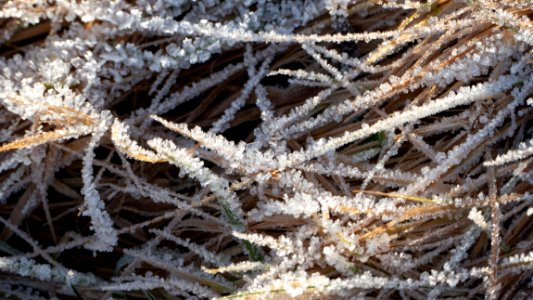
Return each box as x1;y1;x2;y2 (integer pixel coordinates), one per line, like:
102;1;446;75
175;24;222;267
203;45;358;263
80;114;118;251
0;216;62;270
403;75;532;195
286;73;523;170
210;48;273;134
486;152;501;300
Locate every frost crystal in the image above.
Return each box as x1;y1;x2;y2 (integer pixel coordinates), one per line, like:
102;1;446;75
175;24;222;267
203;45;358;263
0;1;531;299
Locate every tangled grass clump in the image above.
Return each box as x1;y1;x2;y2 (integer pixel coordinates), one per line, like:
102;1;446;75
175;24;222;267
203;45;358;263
0;1;532;299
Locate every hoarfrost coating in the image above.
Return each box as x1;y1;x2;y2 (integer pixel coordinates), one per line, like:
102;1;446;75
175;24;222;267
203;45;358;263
0;1;531;299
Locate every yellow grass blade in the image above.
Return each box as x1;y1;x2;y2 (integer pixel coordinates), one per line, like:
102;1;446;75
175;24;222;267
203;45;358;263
0;130;68;152
111;120;166;163
353;189;436;204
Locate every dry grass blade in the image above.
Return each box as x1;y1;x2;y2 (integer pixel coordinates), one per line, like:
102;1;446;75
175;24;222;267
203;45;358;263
0;130;72;152
353;189;437;204
0;1;531;299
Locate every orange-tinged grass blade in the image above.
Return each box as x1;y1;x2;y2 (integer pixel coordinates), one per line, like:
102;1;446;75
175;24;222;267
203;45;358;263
113;144;166;164
0;130;68;152
7;96;95;127
399;204;454;220
130;153;166;163
111;120;166;163
333;202;454;222
397;10;421;31
114;141;167;163
358;220;398;241
353;189;436;204
359;220;426;242
341;189;456;241
336;204;455;240
357;207;457;241
46;105;94;126
333;205;370;216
